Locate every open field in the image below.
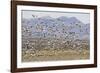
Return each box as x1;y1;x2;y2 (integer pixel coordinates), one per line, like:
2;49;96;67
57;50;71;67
22;49;90;62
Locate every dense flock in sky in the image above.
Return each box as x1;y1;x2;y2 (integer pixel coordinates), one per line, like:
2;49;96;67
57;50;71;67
22;15;90;51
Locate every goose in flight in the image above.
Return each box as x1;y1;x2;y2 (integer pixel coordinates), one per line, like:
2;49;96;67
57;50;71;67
32;15;36;18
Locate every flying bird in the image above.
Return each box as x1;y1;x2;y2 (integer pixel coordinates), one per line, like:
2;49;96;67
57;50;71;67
32;15;37;18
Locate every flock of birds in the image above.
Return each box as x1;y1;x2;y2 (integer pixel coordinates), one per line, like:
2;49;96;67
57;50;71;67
22;15;89;52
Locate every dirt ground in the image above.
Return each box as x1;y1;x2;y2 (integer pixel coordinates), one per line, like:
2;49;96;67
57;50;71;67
22;49;90;62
